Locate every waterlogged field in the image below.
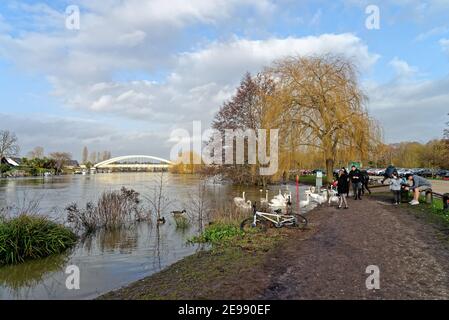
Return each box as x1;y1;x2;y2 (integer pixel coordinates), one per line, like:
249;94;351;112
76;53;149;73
0;173;315;299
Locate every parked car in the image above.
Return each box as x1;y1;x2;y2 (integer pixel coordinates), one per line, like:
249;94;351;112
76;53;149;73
436;169;449;178
417;168;433;177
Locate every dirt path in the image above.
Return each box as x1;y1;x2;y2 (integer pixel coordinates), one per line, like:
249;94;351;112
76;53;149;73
100;194;449;300
259;195;449;299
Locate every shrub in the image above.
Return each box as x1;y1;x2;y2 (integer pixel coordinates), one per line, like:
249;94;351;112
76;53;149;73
66;187;148;234
0;214;77;265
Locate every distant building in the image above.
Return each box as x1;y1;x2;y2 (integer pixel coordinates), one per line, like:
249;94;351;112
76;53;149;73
65;160;80;169
1;157;21;167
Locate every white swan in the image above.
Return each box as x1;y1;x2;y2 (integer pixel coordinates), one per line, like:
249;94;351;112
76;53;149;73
327;187;339;205
273;189;286;202
310;190;328;204
299;193;310;207
239;200;252;210
234;191;246;207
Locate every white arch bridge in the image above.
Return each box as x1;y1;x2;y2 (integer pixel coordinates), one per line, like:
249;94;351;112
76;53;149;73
94;155;173;171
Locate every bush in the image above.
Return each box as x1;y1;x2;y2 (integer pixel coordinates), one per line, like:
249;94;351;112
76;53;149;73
0;215;77;265
66;187;147;234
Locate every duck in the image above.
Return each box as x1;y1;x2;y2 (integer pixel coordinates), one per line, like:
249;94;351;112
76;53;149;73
156;217;166;224
234;191;246;207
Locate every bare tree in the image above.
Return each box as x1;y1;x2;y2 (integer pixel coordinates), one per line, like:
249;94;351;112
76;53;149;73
146;171;172;221
82;146;89;164
27;146;44;159
49;152;72;174
185;181;211;233
0;130;20;159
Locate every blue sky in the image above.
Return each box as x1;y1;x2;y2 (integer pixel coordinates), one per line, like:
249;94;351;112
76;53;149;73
0;0;448;160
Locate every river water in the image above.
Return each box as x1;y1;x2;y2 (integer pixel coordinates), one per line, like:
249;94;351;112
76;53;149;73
0;173;316;300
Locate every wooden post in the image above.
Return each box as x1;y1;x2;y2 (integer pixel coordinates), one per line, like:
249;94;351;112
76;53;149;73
425;190;433;204
296;175;300;214
443;193;449;212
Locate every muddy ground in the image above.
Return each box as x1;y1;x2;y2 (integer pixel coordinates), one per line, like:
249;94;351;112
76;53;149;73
100;194;449;300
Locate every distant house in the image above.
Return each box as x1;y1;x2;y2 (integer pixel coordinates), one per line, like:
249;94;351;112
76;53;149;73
65;160;80;169
1;157;21;167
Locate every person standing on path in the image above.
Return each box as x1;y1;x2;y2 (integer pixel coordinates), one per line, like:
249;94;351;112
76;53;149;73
361;170;371;195
389;171;403;205
348;165;362;200
337;168;349;209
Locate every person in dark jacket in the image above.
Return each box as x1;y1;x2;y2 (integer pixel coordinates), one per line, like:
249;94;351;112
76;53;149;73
361;170;371;195
348;165;362;200
337;168;349;209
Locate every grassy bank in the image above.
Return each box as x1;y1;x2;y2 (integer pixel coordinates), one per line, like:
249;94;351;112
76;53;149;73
297;175;327;186
0;215;77;265
372;192;449;231
99;220;297;299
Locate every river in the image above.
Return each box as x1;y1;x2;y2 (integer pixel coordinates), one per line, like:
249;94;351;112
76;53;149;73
0;172;316;299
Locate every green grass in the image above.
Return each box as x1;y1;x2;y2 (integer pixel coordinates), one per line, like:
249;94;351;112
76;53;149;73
0;215;77;265
189;223;243;245
296;174;328;185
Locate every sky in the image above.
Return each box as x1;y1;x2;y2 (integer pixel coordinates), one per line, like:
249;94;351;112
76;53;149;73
0;0;448;161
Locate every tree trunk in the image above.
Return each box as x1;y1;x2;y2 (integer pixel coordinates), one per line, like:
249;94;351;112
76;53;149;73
325;158;334;184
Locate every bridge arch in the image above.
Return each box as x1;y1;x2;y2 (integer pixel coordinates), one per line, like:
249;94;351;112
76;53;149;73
94;155;173;168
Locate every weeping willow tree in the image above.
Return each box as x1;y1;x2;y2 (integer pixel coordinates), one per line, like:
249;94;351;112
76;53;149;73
209;55;383;184
265;54;382;182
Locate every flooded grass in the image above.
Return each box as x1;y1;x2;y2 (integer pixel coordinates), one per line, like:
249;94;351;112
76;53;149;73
0;214;77;265
99;226;292;300
173;215;190;229
66;187;149;234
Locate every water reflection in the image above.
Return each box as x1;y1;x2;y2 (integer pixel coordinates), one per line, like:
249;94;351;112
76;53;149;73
0;173;315;299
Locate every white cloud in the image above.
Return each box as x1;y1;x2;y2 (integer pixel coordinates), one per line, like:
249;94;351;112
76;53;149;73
365;76;449;142
389;57;418;78
415;26;449;41
440;38;449;54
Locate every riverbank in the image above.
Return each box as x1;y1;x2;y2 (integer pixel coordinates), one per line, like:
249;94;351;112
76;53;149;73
100;193;449;300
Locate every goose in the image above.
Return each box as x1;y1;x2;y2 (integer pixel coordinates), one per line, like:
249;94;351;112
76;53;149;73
156;217;166;224
171;209;187;217
234;191;246;206
300;193;310;207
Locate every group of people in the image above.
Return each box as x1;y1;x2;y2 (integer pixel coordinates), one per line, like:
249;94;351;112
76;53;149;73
331;164;432;209
332;165;371;210
385;166;432;205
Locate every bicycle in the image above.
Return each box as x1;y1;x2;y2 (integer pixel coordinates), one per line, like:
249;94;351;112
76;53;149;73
240;204;308;232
